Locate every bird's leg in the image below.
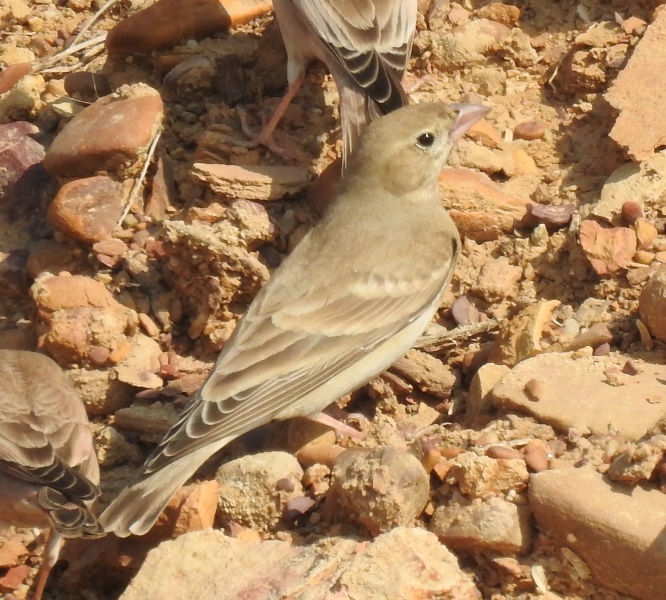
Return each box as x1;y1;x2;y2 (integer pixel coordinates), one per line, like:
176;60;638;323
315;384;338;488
236;76;311;163
254;75;303;145
310;412;364;440
32;530;62;600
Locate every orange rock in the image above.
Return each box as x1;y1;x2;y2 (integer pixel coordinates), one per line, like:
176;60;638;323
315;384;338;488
513;120;547;140
44;86;163;178
579;220;637;276
634;218;658;249
0;62;32;95
296;443;346;469
31;274;124;314
439;167;533;241
142;480;220;542
466;118;501;148
48;176;129;244
606;10;666;160
639;264;666;342
0;564;31;594
171;480;220;538
41;307;134;366
476;3;521;27
621;16;647;35
0;537;28;569
106;0;273;55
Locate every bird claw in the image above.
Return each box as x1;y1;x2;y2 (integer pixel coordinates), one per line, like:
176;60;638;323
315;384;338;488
235;107;311;164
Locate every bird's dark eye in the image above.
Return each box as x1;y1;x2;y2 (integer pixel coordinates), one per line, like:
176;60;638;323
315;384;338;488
417;132;435;148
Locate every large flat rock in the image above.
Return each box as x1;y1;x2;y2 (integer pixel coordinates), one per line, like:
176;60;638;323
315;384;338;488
606;10;666;160
120;527;479;600
529;468;666;600
490;352;666;439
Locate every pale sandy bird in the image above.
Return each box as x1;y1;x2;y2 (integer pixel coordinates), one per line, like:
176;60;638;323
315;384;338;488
251;0;417;165
0;350;103;600
101;101;489;538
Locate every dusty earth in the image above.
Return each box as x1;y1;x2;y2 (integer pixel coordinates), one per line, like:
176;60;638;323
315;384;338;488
1;0;666;599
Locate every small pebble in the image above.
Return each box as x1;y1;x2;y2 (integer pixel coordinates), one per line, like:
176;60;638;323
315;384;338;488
524;447;550;472
283;495;315;519
524;378;545;402
593;342;611;356
530;223;549;246
547;439;567;457
568;323;613;352
451;295;480;326
621;360;641;376
621;200;643;225
486;446;524;460
88;346;110;365
513;120;546;140
275;478;296;493
138;313;160;337
633;250;655;265
440;447;465;459
528;203;575;228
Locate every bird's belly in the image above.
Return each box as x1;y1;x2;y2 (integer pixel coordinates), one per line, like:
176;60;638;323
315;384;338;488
273;305;438;421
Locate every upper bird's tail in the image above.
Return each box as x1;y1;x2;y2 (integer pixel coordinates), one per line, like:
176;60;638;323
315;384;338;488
336;53;410;168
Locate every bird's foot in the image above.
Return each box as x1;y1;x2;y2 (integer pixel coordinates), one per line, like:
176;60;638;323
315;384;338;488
236;108;311;164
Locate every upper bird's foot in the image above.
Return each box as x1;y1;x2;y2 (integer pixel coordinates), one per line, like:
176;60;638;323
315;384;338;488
236;108;311;164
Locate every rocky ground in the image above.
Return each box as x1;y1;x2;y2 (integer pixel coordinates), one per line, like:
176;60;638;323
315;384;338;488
1;0;666;598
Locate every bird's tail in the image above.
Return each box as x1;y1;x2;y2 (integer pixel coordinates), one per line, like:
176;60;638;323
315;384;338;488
337;68;409;169
99;443;226;538
338;83;368;170
39;487;104;538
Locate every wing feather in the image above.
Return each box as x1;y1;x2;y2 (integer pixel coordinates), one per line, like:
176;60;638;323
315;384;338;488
142;261;453;474
285;0;416;111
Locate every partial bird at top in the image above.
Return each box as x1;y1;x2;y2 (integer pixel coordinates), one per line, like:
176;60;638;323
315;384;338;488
248;0;417;167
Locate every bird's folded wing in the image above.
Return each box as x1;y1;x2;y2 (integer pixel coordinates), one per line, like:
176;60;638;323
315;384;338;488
0;419;99;502
287;0;416;108
142;263;452;475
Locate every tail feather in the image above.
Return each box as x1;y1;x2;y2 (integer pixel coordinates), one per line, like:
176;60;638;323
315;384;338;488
337;48;409;115
100;443;228;537
338;81;369;169
39;487;104;538
335;66;409;168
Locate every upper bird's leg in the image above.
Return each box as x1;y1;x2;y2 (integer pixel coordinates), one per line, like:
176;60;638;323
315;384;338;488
237;76;311;163
310;412;364;440
254;75;303;146
32;530;62;600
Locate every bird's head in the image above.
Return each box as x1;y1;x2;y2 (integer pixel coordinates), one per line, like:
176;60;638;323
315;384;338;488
346;102;490;196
